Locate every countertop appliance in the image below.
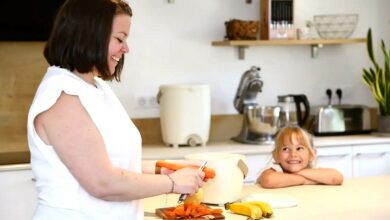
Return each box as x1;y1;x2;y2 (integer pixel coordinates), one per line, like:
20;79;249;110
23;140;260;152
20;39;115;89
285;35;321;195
309;104;372;136
184;152;248;205
158;84;211;147
277;94;310;127
232;66;281;144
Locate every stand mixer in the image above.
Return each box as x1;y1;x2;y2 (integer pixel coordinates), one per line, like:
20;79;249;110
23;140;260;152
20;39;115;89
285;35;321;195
232;66;281;144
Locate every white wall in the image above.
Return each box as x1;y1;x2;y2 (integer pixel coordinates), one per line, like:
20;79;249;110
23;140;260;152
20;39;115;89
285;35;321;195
109;0;388;118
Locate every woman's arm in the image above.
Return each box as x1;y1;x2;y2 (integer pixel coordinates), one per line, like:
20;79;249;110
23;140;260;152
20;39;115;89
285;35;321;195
142;160;157;174
34;92;205;201
296;168;344;185
257;168;308;188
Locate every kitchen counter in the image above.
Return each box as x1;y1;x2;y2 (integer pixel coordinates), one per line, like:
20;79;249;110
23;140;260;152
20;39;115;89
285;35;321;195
143;175;390;220
2;134;390;170
142;134;390;160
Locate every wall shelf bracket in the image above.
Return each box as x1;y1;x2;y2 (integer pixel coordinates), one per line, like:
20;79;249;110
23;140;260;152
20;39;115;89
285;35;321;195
238;46;248;60
311;44;323;58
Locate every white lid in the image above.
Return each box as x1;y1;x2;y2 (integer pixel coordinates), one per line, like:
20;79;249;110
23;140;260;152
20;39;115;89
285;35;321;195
159;83;209;90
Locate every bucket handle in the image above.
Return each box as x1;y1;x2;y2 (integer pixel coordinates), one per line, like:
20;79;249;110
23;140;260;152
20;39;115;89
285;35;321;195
237;159;248;178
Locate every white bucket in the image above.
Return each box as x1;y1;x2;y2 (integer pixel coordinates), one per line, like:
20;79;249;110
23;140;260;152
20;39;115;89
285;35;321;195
158;84;211;148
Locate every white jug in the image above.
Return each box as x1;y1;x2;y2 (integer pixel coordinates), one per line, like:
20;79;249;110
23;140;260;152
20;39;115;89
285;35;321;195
184;152;248;205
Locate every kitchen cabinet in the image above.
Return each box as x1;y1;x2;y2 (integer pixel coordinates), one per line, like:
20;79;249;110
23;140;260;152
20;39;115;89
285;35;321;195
243;153;272;184
316;143;390;178
0;167;37;220
316;146;353;178
211;38;366;59
352;144;390;177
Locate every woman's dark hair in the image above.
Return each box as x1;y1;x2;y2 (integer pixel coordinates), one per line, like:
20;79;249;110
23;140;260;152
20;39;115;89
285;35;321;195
44;0;132;81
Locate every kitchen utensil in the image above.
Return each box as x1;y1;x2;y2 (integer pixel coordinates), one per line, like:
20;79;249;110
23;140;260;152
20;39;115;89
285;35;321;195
157;84;211;148
184;153;248;205
277;94;310;127
313;14;358;39
177;161;207;204
309;104;371;136
233;66;281;144
233;66;263;114
233;104;281;144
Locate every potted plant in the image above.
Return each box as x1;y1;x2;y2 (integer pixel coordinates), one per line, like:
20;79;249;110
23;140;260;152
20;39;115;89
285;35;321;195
362;28;390;133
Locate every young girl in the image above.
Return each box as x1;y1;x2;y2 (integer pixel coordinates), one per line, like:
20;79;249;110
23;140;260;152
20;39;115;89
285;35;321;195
257;125;343;188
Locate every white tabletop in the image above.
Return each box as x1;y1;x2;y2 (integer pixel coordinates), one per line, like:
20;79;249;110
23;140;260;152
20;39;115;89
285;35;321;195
143;175;390;220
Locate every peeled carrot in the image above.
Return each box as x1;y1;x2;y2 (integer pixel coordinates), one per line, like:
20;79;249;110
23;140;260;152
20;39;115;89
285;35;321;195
163;203;223;218
156;160;216;179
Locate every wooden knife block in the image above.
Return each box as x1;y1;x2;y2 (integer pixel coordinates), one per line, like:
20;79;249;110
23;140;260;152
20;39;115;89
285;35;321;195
260;0;296;40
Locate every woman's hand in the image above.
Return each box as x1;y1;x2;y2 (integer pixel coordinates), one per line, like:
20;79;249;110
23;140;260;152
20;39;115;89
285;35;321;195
168;167;206;195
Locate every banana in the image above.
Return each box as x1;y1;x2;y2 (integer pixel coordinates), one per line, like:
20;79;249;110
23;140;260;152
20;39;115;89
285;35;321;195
243;201;273;218
224;202;262;219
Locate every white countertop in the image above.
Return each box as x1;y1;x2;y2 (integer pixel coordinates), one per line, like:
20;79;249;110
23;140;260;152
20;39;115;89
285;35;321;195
142;134;390;160
2;134;390;171
143;175;390;220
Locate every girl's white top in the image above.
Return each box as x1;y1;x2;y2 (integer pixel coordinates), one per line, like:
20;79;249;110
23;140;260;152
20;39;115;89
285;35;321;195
27;66;143;220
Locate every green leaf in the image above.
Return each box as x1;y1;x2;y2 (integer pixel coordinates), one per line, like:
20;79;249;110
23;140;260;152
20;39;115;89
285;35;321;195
375;69;384;101
367;28;377;68
381;40;390;79
362;28;390;115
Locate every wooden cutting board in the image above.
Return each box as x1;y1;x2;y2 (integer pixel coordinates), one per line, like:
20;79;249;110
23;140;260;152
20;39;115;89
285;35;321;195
155;207;225;220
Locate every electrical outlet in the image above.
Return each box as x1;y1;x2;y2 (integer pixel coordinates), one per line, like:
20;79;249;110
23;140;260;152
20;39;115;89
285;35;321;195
136;96;159;109
136;96;147;108
322;84;353;105
148;96;158;108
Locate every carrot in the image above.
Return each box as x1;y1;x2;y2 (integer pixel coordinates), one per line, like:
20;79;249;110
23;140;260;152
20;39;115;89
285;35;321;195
174;204;185;217
156;160;216;179
162;203;223;219
185;203;194;216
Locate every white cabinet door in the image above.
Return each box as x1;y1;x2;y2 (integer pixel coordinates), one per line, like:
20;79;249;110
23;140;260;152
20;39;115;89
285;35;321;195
0;168;37;220
352;144;390;177
316;146;353;178
243;153;272;184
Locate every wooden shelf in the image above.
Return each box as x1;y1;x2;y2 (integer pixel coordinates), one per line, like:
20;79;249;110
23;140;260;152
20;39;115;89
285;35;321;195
211;38;367;59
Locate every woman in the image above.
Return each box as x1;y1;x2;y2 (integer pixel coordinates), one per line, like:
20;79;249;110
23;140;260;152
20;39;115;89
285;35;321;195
27;0;205;219
257;125;343;188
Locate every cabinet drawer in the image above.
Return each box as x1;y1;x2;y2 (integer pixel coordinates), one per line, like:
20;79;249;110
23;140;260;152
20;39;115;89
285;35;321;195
352;144;390;177
316;146;353;178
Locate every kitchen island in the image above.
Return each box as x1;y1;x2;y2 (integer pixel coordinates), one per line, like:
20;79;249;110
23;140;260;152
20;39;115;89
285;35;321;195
143;175;390;220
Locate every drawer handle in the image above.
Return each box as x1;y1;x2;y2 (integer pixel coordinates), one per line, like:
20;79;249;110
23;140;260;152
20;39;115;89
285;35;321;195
318;154;349;158
355;152;386;157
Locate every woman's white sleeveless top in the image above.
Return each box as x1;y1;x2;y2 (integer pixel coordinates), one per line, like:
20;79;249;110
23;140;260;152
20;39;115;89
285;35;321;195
27;66;143;220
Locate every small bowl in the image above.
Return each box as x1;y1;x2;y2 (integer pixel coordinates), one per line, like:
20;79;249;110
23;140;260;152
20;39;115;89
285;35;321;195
313;14;358;39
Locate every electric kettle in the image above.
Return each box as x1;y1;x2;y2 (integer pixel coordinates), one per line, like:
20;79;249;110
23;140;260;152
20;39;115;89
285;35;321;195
277;94;310;127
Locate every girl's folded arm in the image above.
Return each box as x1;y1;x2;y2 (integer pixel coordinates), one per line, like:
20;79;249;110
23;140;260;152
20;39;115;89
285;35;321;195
297;168;344;185
257;168;307;188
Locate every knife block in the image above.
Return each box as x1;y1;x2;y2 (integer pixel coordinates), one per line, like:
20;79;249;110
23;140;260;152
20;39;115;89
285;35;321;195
260;0;296;40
